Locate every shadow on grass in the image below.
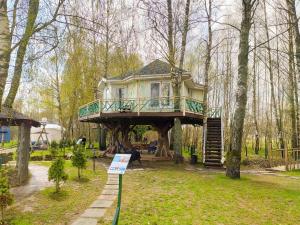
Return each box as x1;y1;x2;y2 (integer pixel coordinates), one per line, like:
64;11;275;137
44;189;69;201
72;177;90;183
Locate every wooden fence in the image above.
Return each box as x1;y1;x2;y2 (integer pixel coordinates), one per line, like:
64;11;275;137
269;148;300;170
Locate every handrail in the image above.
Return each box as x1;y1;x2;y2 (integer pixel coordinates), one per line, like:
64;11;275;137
78;96;205;119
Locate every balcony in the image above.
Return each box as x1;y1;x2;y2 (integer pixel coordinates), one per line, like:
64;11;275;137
78;97;205;120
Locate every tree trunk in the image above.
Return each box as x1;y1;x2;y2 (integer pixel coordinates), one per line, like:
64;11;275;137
226;0;254;179
252;23;259;154
287;15;298;149
154;123;171;157
4;0;39;108
286;0;300;147
0;0;11;111
100;125;107;150
56;180;60;192
17;123;31;184
78;168;80;179
202;0;212;162
173;118;183;163
263;0;284;150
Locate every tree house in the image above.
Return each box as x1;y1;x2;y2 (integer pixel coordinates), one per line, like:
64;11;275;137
78;60;224;166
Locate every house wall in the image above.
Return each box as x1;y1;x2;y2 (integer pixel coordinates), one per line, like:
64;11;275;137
182;82;189;97
190;89;204;101
104;79;203;101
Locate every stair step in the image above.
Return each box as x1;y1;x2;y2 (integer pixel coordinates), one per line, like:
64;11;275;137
206;149;221;152
206;143;221;146
205;157;222;160
205;153;221;156
206;146;222;149
206;151;221;154
204;162;223;167
205;158;221;162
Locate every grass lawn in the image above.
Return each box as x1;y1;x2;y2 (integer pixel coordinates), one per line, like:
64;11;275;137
102;163;300;225
282;169;300;176
6;160;107;225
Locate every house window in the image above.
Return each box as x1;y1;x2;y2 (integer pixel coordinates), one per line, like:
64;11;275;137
117;88;125;109
161;83;171;106
151;83;160;107
118;88;125;100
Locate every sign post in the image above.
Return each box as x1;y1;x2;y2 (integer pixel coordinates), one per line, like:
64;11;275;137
108;154;131;225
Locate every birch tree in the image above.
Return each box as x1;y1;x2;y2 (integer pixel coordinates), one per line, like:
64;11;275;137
226;0;257;179
3;0;64;109
0;0;10;111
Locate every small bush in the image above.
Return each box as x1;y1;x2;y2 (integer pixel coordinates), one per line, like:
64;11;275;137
48;158;68;193
71;145;87;179
0;168;13;223
50;140;59;157
50;140;58;149
30;156;43;161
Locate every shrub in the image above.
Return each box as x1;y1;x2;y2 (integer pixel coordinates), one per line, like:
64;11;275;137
59;140;66;157
0;168;13;223
50;140;59;157
71;145;87;179
48;158;68;193
50;140;58;149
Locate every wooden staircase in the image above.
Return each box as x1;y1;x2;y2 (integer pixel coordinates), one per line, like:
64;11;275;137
204;118;223;167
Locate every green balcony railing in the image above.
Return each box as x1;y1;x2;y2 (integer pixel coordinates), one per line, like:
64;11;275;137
78;97;207;119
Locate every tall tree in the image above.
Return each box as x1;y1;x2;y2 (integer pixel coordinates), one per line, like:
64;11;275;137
226;0;257;179
287;14;297;148
286;0;300;145
202;0;213;161
252;23;259;154
168;0;191;163
3;0;64;108
262;0;284;150
0;0;10;111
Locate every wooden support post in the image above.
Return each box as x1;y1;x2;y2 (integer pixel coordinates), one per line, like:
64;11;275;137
183;96;186;116
138;98;140;116
285;146;289;171
17;123;31;184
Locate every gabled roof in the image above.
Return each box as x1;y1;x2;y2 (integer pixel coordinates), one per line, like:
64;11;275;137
110;59;187;80
134;59;185;76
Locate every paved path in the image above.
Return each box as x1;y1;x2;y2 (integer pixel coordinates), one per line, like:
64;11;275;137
11;164;51;201
0;147;16;154
71;173;119;225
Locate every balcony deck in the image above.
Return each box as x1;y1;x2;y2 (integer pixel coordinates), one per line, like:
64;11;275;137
78;97;210;125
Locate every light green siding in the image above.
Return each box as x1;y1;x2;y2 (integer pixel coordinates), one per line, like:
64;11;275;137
191;89;204;101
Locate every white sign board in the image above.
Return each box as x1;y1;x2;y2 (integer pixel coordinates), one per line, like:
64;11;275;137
108;154;131;174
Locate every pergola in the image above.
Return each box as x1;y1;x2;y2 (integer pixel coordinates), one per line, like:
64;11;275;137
0;107;40;184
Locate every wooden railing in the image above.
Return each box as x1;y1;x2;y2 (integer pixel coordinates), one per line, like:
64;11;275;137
269;148;300;170
78;96;205;119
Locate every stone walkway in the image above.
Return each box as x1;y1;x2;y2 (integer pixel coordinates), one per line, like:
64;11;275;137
71;173;119;225
11;164;52;201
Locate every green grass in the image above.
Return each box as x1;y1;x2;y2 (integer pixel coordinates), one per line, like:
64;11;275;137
2;140;18;148
102;163;300;225
6;160;107;225
282;169;300;176
30;146;98;159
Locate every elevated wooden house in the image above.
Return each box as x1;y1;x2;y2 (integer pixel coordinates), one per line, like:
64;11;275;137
78;59;224;166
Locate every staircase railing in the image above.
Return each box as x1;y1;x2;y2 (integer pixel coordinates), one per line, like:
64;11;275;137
207;107;222;118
